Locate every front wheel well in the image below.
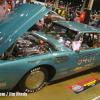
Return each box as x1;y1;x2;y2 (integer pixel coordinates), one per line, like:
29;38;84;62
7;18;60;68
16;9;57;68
35;64;56;81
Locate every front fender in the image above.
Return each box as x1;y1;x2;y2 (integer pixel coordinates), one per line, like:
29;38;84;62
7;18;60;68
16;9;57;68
0;53;56;90
0;51;70;90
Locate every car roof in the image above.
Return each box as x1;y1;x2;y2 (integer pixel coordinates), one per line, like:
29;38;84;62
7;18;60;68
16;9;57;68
54;21;100;33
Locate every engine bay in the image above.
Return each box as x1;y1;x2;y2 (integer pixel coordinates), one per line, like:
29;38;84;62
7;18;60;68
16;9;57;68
0;33;56;60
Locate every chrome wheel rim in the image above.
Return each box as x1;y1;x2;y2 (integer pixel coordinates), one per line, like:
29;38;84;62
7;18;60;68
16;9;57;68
25;70;45;89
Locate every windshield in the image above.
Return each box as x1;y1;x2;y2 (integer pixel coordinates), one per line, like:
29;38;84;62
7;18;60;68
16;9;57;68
41;23;78;47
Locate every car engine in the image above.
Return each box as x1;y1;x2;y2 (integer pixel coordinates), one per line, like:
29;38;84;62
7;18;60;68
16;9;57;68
0;34;55;60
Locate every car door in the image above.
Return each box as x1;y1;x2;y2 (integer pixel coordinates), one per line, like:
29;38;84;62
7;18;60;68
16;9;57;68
68;33;100;75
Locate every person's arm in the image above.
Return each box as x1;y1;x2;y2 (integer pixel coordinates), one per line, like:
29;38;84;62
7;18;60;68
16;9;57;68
35;23;41;27
40;18;44;28
35;22;43;28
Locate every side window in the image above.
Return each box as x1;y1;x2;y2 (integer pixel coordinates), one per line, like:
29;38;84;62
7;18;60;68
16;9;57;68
81;33;98;49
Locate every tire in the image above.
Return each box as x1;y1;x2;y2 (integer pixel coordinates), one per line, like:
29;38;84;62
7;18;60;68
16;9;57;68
18;67;48;93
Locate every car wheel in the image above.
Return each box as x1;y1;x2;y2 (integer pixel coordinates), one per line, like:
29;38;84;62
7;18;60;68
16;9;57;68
18;67;48;93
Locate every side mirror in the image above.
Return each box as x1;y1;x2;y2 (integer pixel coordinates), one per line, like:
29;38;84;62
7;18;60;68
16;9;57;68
72;41;82;52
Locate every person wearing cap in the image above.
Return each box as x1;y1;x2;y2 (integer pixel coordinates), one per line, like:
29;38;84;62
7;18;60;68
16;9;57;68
0;0;8;21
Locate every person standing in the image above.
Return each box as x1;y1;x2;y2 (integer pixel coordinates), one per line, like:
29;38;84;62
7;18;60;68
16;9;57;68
11;0;20;11
61;10;65;17
70;11;75;21
44;14;52;27
58;8;61;15
0;0;8;21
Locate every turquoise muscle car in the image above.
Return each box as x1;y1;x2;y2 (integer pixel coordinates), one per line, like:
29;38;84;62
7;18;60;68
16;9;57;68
0;4;100;93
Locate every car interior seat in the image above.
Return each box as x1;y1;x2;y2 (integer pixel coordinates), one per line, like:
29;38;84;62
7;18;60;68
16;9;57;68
87;34;93;47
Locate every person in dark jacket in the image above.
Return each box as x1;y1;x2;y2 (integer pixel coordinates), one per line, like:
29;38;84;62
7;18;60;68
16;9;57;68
44;14;52;27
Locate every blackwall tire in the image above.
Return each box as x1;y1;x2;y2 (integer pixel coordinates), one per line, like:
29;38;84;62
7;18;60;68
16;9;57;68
18;67;48;93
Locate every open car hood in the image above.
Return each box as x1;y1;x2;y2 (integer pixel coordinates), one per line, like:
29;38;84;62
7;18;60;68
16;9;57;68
0;4;50;56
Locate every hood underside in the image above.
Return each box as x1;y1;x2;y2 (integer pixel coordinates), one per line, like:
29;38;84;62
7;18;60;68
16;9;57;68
0;4;50;56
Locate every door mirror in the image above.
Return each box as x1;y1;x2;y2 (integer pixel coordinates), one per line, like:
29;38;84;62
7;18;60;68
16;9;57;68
72;41;82;52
